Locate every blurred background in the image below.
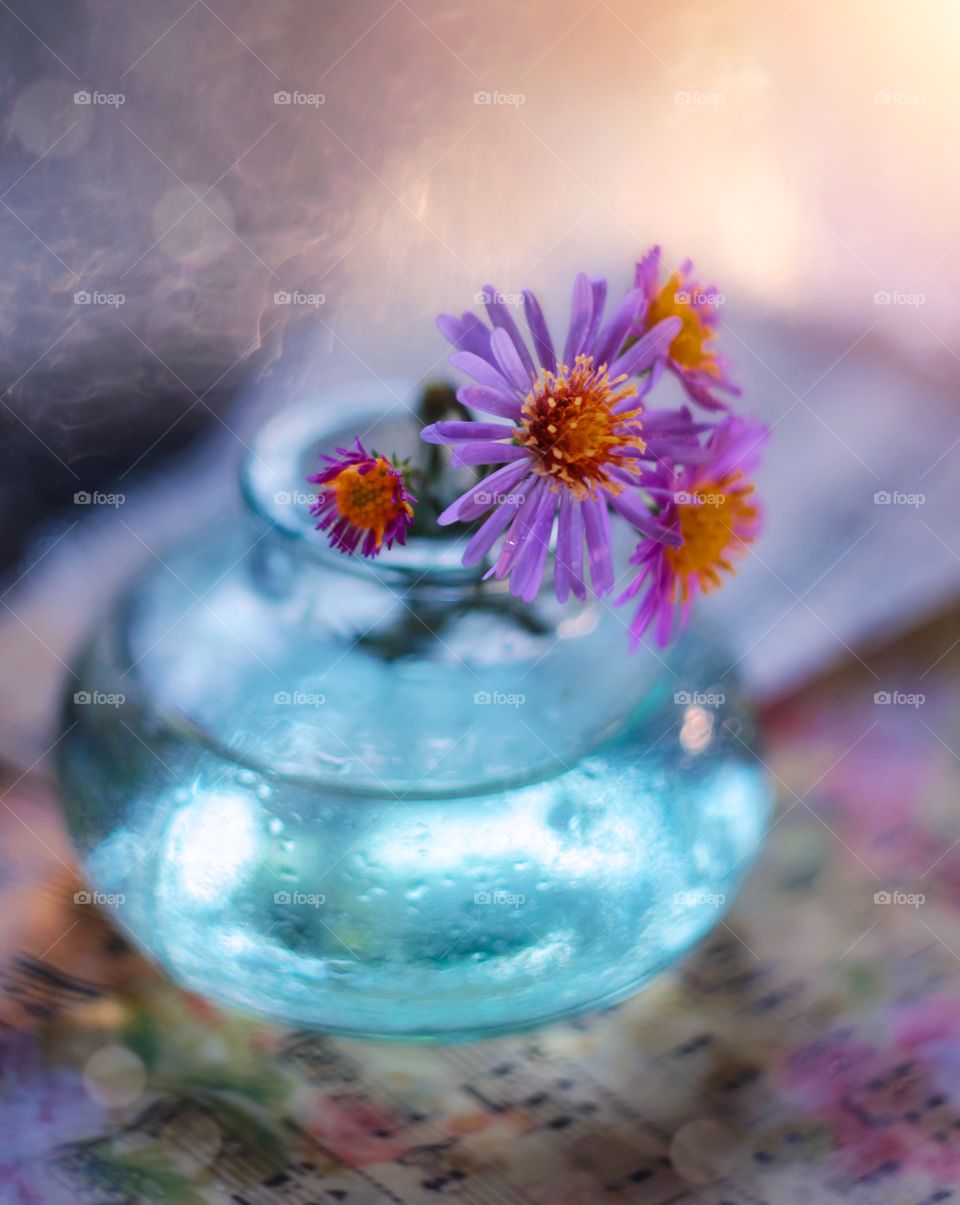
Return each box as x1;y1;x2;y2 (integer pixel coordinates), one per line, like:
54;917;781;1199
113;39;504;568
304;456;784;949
3;3;960;1201
1;0;959;761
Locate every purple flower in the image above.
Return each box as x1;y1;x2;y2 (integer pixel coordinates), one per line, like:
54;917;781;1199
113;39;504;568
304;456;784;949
422;273;686;603
617;416;767;646
633;245;740;411
308;439;415;558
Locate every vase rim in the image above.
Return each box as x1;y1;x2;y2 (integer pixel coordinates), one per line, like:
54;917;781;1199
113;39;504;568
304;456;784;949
240;381;486;588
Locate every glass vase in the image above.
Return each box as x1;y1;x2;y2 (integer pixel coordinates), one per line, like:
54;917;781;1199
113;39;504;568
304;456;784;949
56;385;771;1041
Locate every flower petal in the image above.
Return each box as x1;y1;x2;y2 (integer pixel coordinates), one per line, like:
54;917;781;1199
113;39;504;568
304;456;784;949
702;416;768;479
593;287;647;368
436;312;492;360
490;327;534;394
421;421;517;444
450;351;517;396
563;271;594;364
554;490;585;602
510;488;558;602
642;438;712;464
641;405;710;433
608;489;681;545
457;385;522;420
584;277;607;351
633;245;661;299
609;315;682;378
657;584;685;646
674;368;737;411
581;495;614;597
482;285;537;380
437;460;532;525
462;486;530;564
491;477;547;580
522;289;557;372
639;354;667;396
615;548;657;605
451;441;529;467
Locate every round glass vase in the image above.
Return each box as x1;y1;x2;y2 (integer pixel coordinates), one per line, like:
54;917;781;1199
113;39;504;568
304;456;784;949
56;384;772;1042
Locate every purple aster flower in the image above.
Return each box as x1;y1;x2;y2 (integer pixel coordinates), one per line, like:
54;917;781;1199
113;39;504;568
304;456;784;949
308;439;415;558
617;415;768;646
633;245;740;411
422;273;687;603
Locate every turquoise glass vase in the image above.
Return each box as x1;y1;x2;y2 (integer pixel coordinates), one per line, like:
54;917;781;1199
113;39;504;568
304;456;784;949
56;386;771;1041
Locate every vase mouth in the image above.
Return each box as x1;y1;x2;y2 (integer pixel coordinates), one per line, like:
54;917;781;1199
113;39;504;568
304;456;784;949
240;381;485;587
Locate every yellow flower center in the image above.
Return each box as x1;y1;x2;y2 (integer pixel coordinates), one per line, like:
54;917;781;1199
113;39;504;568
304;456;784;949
646;271;720;376
666;474;758;602
330;459;412;549
517;354;644;498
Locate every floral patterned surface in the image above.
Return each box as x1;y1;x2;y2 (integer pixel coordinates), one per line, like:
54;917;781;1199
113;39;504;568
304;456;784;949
2;617;959;1204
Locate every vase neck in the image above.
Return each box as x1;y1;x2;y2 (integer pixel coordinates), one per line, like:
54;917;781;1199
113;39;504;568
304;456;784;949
240;387;485;591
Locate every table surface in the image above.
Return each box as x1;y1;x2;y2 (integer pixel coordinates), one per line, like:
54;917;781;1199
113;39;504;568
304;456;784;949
2;610;959;1205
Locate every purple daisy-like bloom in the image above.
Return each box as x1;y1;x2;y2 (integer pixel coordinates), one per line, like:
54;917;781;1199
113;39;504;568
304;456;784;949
617;415;768;646
633;245;740;411
308;438;415;558
422;273;689;603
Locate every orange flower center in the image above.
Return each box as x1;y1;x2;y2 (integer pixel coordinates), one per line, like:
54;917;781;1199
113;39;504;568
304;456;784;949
517;354;644;498
646;271;720;376
330;459;412;549
665;474;758;602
